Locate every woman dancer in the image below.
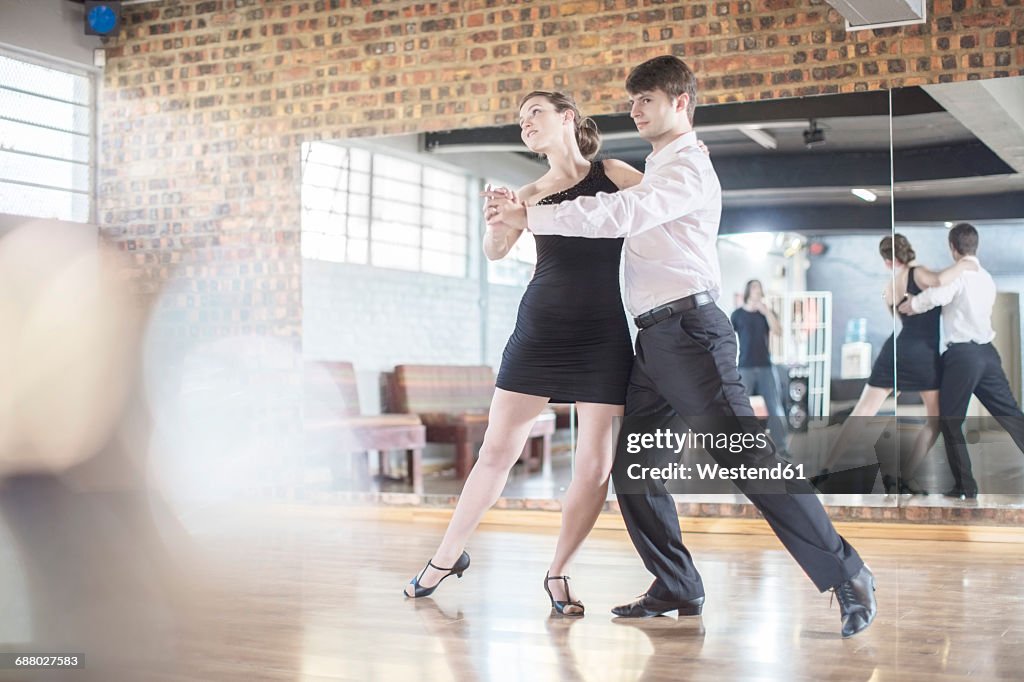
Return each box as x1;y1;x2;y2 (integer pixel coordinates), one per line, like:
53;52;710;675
403;92;642;615
822;234;976;493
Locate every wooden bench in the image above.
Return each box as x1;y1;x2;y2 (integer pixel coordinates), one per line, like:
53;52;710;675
304;361;426;493
385;364;555;480
549;404;575;431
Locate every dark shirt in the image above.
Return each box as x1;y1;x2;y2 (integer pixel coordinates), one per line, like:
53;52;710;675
730;307;772;367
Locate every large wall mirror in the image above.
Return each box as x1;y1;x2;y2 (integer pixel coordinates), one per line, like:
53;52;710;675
297;89;904;511
891;75;1024;510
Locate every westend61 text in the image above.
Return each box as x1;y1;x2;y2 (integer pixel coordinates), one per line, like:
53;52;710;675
624;428;770;455
625;462;806;481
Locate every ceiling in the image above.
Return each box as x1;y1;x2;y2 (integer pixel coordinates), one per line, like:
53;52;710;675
426;77;1024;235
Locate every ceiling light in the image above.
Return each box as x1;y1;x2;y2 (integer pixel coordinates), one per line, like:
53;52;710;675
732;232;775;261
851;188;877;202
784;236;805;258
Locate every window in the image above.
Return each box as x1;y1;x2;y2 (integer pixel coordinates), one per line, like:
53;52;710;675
485;177;537;287
0;50;93;223
300;141;470;277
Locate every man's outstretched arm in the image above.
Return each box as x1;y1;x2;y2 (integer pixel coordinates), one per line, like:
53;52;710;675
484;157;710;238
901;277;963;315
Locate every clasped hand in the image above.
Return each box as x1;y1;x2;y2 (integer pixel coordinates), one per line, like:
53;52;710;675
481;184;528;232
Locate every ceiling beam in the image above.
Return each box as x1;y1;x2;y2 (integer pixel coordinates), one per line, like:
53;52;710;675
894;191;1024;222
721;203;892;235
923;78;1024;173
425;92;891;152
714;151;891;190
894;140;1014;182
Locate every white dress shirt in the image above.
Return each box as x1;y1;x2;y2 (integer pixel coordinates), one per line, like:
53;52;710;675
910;256;997;345
527;131;722;317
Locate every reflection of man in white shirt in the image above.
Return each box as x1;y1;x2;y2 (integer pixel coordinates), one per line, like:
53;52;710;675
900;223;1024;499
484;55;874;637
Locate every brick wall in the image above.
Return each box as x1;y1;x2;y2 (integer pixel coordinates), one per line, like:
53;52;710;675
94;0;1024;414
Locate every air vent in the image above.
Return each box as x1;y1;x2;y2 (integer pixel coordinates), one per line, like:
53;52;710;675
826;0;926;30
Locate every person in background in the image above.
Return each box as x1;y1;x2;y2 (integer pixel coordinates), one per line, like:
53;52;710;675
731;279;789;456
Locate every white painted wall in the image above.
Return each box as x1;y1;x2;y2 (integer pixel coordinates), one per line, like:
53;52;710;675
0;0;101;67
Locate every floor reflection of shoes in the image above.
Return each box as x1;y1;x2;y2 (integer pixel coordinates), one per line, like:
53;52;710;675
612;615;706;634
611;616;706;681
943;487;978;501
545;612;583;633
411;598;463;623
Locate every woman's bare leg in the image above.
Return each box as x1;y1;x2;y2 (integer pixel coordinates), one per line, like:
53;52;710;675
902;389;940;487
545;402;623;610
404;389;549;596
822;385;893;472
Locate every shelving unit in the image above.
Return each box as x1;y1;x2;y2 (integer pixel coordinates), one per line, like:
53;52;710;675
768;292;833;420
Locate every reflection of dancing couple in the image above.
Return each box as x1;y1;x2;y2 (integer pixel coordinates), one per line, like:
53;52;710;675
821;233;975;494
823;226;1024;499
403;56;876;638
897;225;1024;499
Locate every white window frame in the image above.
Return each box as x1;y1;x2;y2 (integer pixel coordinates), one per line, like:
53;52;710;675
0;44;98;227
301;140;473;278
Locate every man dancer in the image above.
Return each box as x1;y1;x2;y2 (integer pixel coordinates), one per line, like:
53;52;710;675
485;55;876;637
899;223;1024;499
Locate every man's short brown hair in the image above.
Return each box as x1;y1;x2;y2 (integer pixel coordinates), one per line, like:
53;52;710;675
625;55;698;125
948;222;979;256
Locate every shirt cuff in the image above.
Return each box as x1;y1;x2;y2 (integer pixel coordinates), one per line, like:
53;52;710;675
527;205;559;235
910;295;927;313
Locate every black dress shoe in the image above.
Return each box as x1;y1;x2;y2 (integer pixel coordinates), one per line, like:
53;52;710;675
831;565;877;638
611;593;705;618
943;487;978;500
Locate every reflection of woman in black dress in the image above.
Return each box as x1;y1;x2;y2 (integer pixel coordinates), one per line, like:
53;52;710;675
404;92;642;614
825;234;976;492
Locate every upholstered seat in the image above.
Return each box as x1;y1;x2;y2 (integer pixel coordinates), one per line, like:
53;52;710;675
386;364;555;479
304;361;425;493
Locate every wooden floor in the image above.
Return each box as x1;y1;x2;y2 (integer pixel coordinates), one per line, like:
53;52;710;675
3;503;1024;681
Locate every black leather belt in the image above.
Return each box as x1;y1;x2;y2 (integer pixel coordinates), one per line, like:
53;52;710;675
634;291;714;330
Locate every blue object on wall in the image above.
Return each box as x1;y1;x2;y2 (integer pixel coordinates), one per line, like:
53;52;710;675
85;1;121;37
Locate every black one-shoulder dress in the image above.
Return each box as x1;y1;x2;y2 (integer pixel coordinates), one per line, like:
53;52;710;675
867;266;942;391
495;161;633;404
